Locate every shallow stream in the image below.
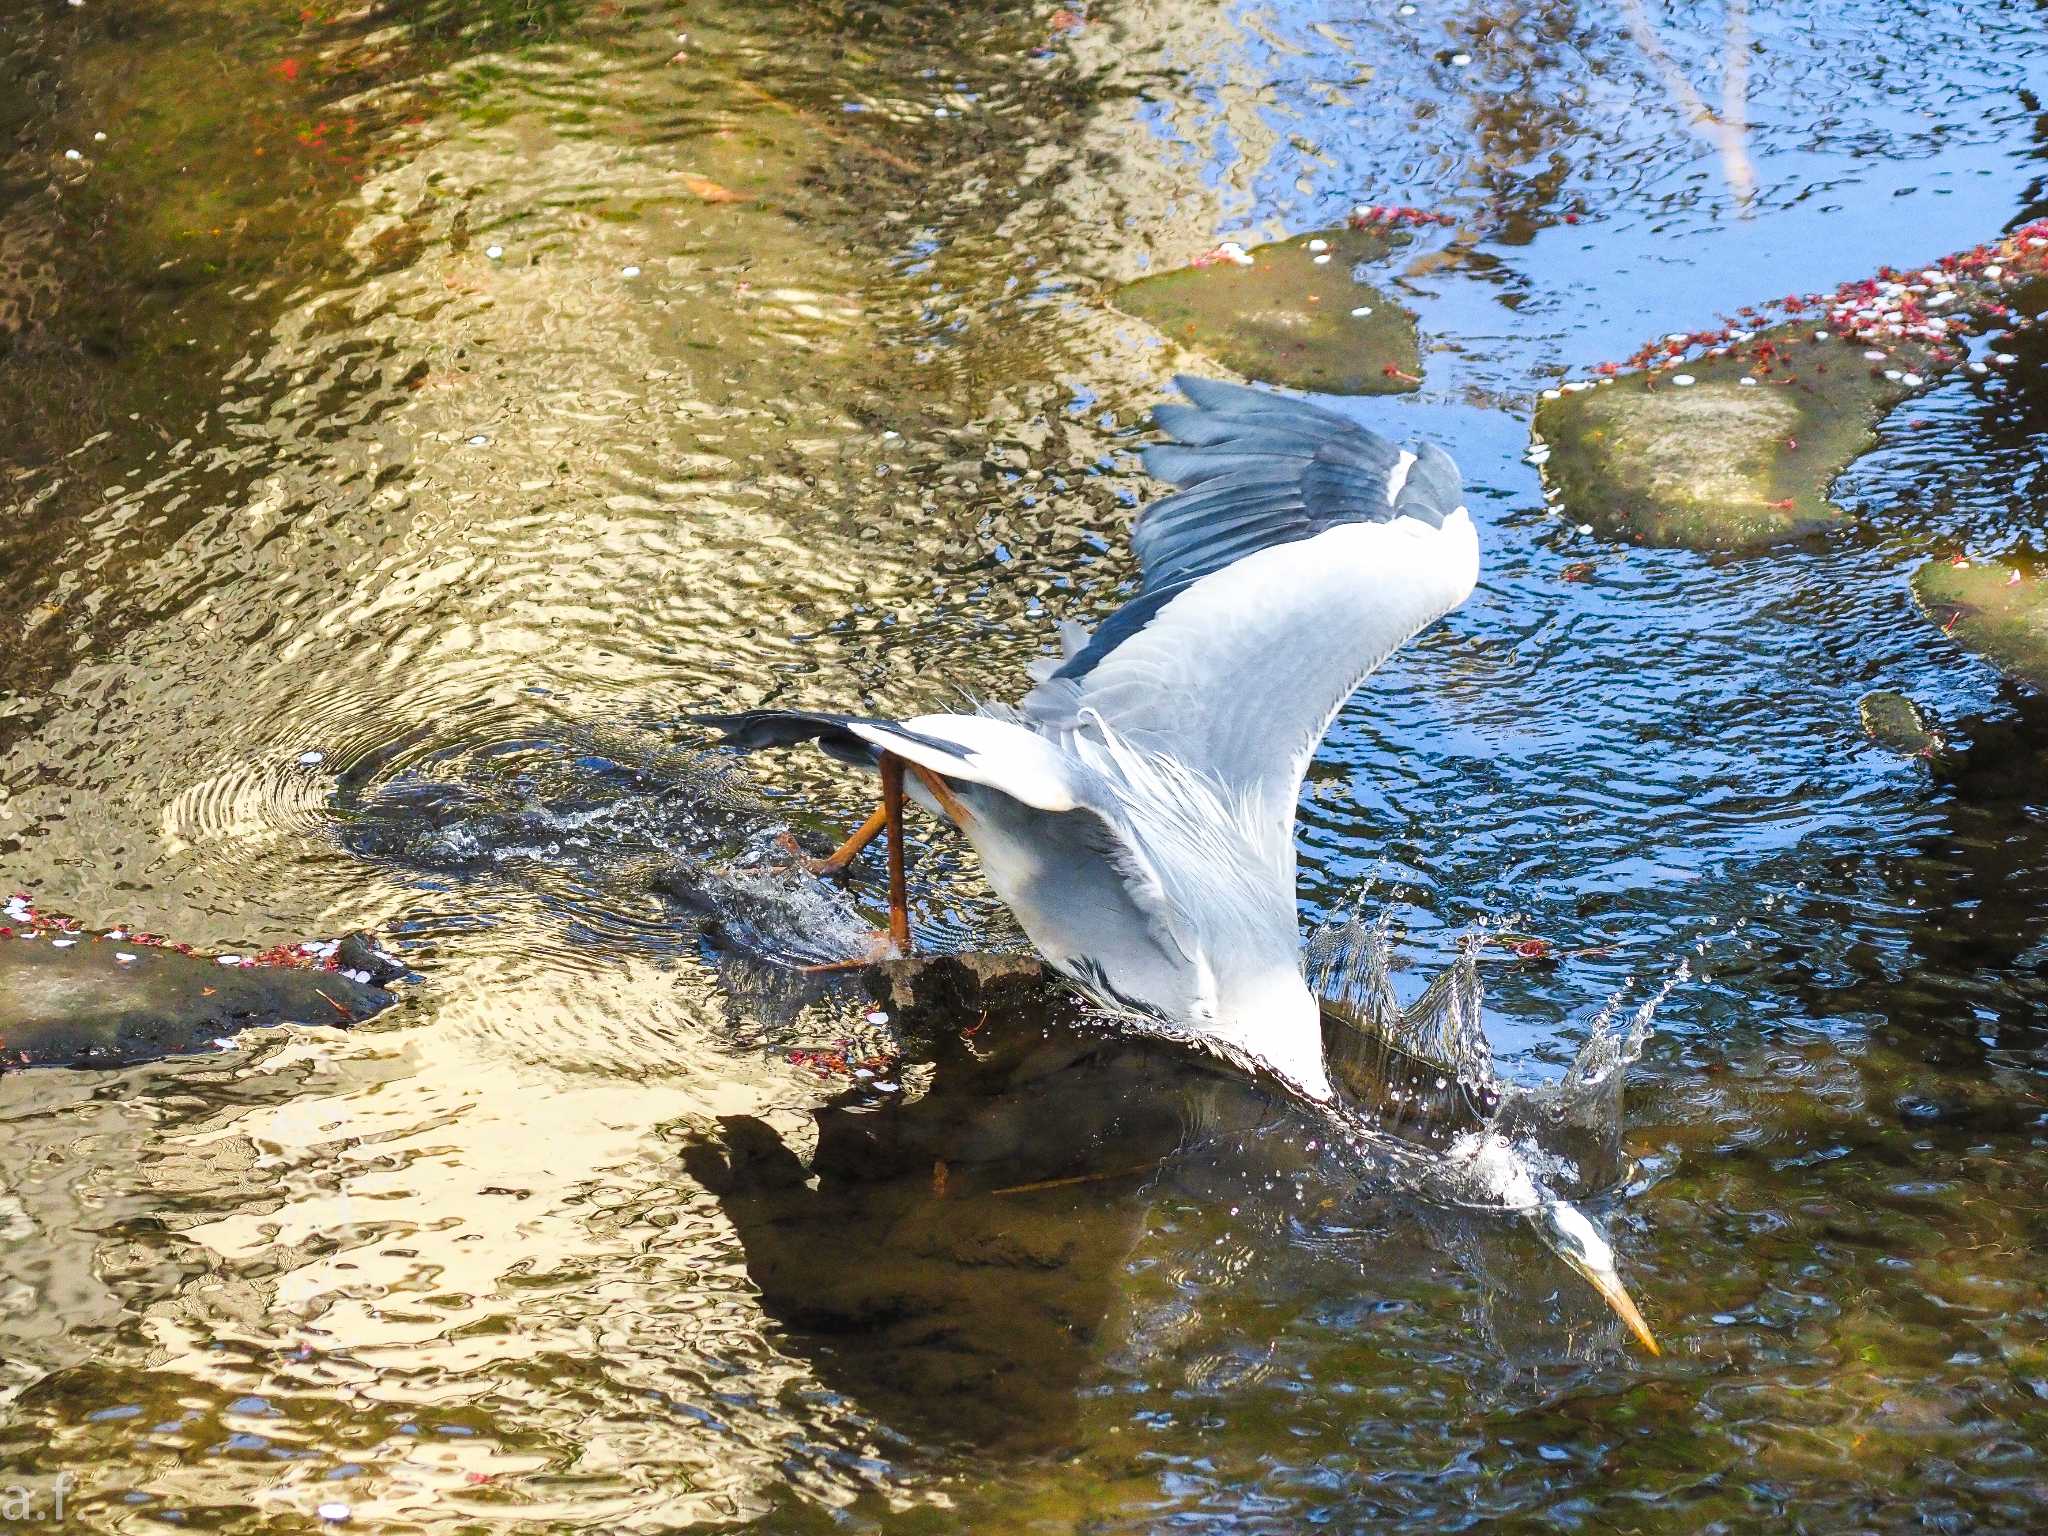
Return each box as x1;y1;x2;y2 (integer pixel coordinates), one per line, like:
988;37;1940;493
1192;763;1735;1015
4;0;2048;1528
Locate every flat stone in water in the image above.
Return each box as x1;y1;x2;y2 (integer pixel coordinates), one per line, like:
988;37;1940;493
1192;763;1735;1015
1858;690;1941;755
1912;553;2048;690
0;932;398;1069
1110;225;1421;394
1534;329;1941;551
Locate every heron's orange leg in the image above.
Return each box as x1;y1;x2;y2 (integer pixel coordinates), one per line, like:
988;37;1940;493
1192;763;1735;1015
908;763;972;826
881;752;911;952
799;803;888;876
794;754;956;972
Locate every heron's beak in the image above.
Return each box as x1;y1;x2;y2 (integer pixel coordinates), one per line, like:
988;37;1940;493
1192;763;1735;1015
1535;1198;1660;1356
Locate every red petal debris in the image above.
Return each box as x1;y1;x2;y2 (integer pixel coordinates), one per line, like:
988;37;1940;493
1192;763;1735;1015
1581;220;2048;386
1;890;365;975
277;58;300;82
786;1039;898;1079
1349;204;1457;230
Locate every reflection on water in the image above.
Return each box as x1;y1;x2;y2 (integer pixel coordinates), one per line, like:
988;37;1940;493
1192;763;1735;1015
5;0;2048;1528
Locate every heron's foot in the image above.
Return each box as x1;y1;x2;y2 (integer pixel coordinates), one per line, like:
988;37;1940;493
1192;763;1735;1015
766;831;846;879
799;928;905;975
774;804;890;881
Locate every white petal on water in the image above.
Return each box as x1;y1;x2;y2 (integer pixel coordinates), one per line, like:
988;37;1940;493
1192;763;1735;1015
1350;305;1373;317
1901;372;1924;387
1672;374;1696;387
1307;238;1329;252
485;245;504;260
621;265;642;278
297;750;325;766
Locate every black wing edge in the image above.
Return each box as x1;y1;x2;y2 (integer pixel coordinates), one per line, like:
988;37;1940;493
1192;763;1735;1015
689;708;969;768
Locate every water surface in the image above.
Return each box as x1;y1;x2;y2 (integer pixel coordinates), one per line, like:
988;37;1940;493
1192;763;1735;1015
4;0;2048;1528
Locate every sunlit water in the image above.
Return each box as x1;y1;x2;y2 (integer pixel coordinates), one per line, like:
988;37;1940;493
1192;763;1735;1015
4;0;2048;1528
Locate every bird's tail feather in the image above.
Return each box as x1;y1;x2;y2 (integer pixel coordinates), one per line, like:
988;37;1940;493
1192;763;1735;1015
689;709;882;767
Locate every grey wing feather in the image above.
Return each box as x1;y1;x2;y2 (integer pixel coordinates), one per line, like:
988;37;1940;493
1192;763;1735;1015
1019;374;1478;873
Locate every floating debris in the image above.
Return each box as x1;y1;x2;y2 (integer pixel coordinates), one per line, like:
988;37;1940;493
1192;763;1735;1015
1523;221;2048;551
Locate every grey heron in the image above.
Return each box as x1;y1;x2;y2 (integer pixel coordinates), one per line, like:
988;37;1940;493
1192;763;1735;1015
697;375;1658;1353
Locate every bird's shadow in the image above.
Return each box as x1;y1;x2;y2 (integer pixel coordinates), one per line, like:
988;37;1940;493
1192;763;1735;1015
680;972;1646;1457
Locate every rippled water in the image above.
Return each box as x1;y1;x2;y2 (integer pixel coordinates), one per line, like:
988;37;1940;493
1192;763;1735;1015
4;0;2048;1528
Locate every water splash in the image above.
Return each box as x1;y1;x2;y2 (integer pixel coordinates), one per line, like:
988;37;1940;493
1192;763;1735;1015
1303;911;1687;1214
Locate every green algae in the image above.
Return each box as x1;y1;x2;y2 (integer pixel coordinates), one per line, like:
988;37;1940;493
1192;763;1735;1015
0;930;396;1068
1532;329;1942;551
1111;224;1421;394
1913;551;2048;690
1859;690;1942;756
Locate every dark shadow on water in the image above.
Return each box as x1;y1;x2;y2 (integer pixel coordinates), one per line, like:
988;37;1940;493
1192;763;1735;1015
678;985;1200;1455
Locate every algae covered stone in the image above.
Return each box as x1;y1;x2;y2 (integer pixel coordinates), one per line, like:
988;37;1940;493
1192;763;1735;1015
0;929;399;1069
1112;225;1421;394
1912;553;2048;690
1532;335;1937;551
1858;690;1941;756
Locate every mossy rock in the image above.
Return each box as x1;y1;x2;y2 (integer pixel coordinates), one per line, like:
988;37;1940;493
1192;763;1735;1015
1858;690;1940;756
0;929;400;1069
1534;330;1941;551
1111;225;1421;394
1912;552;2048;690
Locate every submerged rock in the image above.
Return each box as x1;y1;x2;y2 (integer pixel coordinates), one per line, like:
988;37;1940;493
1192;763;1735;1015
1858;690;1942;756
1111;221;1423;394
1912;553;2048;691
1532;342;1934;549
1534;220;2048;550
0;910;400;1071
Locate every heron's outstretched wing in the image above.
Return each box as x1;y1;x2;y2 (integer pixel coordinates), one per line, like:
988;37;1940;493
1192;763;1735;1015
1019;375;1478;875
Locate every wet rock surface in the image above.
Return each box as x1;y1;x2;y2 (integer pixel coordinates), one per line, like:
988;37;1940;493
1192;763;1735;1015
1111;220;1423;395
0;921;399;1070
1533;336;1932;549
1913;552;2048;691
1859;690;1943;755
1535;223;2048;551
